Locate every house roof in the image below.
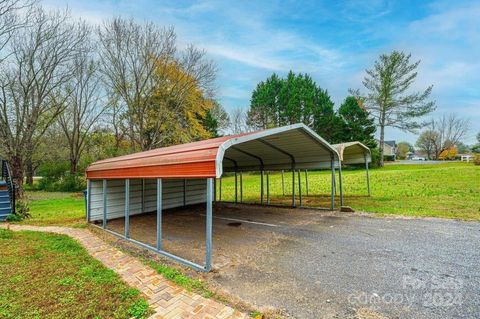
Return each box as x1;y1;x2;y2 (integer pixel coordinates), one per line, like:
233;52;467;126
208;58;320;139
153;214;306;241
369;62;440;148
86;123;340;179
384;140;396;147
332;142;371;164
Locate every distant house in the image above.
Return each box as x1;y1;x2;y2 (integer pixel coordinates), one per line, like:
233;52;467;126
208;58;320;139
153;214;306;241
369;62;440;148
377;140;397;160
458;154;474;162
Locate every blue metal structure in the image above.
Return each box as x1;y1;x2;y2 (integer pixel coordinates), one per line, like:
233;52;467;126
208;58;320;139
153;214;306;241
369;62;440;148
0;159;15;221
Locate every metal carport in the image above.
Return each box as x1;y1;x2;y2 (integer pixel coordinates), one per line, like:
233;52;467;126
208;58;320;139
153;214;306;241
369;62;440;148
333;141;372;196
85;123;341;271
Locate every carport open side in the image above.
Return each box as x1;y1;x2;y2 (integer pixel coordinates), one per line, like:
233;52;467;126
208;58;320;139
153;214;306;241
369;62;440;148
85;123;358;271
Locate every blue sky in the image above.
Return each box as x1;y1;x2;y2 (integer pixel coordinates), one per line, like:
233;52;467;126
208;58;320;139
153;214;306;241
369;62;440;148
44;0;480;144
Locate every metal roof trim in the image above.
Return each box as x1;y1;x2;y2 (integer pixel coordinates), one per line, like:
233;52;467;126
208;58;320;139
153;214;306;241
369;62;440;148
215;123;339;177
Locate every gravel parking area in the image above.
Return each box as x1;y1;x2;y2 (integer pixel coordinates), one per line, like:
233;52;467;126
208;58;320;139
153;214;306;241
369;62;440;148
107;203;480;319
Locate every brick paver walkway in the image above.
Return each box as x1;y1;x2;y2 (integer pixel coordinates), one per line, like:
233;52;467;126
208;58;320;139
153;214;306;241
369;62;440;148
0;224;247;319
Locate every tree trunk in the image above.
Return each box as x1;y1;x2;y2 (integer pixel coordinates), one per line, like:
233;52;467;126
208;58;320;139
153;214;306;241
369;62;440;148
379;124;385;167
70;156;78;175
25;159;34;186
10;155;24;199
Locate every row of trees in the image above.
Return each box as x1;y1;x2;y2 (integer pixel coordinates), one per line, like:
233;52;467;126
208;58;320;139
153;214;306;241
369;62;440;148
416;114;471;159
246;72;377;148
0;1;230;196
244;51;436;166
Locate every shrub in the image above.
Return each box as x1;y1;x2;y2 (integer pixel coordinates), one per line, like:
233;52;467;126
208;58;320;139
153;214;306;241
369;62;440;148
6;200;31;221
37;173;86;192
383;154;396;162
474;154;480;166
370;148;381;168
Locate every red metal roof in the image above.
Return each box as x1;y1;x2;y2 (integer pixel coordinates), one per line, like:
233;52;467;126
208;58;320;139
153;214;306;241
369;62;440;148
86;124;340;179
86;132;256;179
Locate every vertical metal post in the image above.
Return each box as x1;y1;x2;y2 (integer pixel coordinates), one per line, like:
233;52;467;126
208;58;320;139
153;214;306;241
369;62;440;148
240;171;243;203
333;173;337;195
156;178;162;250
234;171;238;203
141;179;145;213
292;168;296;207
330;157;335;210
260;170;264;205
125;179;130;238
338;158;344;207
86;180;91;222
213;178;217;202
305;170;309;196
205;178;213;271
298;170;302;207
219;177;222;201
266;171;270;205
365;153;371;196
281;170;285;196
102;179;107;229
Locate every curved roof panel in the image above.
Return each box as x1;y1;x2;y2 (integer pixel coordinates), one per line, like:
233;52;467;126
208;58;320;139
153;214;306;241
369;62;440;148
86;123;339;179
333;142;371;164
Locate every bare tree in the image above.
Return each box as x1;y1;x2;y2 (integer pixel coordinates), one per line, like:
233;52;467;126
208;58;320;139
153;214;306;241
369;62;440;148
416;114;470;160
58;49;107;175
230;106;249;134
0;0;35;62
97;18;175;150
0;7;89;195
428;114;470;159
97;17;217;150
415;130;436;160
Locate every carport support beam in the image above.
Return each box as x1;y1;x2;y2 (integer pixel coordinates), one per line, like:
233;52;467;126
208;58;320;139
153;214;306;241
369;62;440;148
102;179;107;229
219;177;222;201
281;170;285;196
125;179;130;238
298;170;302;206
240;172;243;203
235;171;238;203
156;178;162;250
260;170;264;205
141;179;145;213
338;158;344;207
86;180;91;222
205;178;213;271
330;157;335;210
266;171;270;205
213;178;216;202
292;169;296;207
305;170;309;196
365;153;371;196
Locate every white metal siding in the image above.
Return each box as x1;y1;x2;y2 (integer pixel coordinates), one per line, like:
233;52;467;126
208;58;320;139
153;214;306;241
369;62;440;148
89;178;207;222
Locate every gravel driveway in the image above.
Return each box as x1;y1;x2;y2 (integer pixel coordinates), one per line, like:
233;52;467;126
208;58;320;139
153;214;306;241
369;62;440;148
209;205;480;319
108;204;480;318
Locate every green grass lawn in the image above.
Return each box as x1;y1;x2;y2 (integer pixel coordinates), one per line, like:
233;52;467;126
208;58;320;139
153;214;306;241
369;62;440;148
218;162;480;220
0;228;150;319
24;191;85;227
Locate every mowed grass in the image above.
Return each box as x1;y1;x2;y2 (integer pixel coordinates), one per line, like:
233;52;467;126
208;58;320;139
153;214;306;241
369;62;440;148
0;228;150;319
24;191;85;226
218;162;480;220
20;162;479;225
